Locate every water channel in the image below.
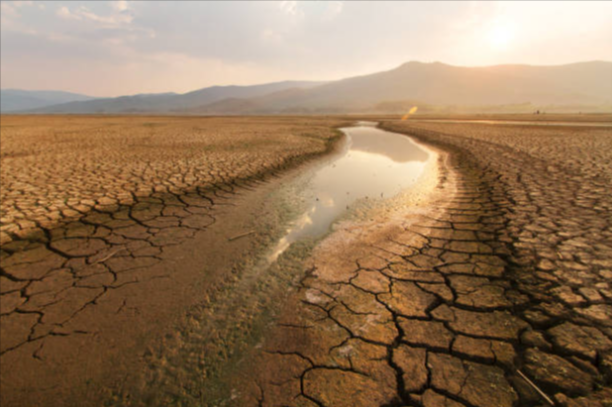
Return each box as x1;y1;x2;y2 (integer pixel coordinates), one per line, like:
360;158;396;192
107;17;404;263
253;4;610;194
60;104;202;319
270;122;430;261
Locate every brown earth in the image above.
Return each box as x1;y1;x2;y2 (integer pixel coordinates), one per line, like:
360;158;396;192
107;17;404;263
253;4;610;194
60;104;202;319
0;115;348;406
231;119;612;407
2;115;612;407
356;113;612;124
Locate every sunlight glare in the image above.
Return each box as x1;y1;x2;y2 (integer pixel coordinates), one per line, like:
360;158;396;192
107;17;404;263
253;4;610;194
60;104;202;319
488;24;516;50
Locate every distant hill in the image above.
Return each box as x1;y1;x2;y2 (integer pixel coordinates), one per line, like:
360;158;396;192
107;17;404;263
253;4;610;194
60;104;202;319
17;61;612;114
0;89;95;112
194;61;612;114
28;81;325;114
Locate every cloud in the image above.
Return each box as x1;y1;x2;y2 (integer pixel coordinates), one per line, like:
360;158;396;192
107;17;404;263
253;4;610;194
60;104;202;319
0;0;35;19
11;1;34;8
1;1;38;34
0;1;34;18
3;1;611;96
279;1;303;18
50;3;155;50
0;2;18;18
112;1;129;12
81;7;134;25
56;6;83;21
56;4;133;26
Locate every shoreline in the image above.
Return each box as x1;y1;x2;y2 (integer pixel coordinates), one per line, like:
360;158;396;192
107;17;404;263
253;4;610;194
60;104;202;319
224;128;456;405
225;119;612;406
104;123;443;406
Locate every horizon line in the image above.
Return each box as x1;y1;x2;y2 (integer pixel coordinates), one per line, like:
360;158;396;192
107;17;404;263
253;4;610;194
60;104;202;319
2;59;610;99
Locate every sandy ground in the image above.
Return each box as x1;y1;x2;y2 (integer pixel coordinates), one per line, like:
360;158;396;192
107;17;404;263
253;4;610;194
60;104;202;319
229;118;612;407
0;115;347;406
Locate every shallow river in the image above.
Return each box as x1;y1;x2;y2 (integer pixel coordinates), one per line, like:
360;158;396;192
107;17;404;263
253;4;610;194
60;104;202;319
270;122;430;260
149;122;434;404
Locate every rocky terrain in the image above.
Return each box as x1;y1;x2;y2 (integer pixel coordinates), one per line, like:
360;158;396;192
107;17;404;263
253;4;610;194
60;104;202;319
233;119;612;407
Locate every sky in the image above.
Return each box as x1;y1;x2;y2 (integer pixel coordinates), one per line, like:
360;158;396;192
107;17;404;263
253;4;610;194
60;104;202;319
1;0;611;97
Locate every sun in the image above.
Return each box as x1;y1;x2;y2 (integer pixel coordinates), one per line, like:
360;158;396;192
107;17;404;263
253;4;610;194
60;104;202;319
488;24;516;50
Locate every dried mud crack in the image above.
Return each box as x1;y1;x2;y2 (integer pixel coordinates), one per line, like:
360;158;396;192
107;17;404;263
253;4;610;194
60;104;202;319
0;116;348;406
231;120;612;407
2;117;611;407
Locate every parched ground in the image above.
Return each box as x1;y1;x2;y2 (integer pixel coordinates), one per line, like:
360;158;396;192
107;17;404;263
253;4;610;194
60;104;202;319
0;115;346;406
0;115;344;244
233;120;612;407
2;115;612;407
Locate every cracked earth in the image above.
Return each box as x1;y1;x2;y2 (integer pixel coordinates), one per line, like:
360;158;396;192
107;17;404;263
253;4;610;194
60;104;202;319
0;115;346;406
1;116;611;407
232;120;612;407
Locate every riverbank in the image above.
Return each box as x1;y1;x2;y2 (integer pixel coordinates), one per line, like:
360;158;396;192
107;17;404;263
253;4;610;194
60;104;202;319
227;119;612;407
90;122;436;406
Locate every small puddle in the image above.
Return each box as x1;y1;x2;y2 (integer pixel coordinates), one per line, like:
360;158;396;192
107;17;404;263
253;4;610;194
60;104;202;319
270;122;430;261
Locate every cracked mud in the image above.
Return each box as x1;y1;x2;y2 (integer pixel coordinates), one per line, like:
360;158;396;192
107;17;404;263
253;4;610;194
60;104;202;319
0;115;347;406
1;116;611;407
231;119;612;407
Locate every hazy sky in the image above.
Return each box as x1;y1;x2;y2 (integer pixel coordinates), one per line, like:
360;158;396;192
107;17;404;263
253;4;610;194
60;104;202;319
1;0;611;97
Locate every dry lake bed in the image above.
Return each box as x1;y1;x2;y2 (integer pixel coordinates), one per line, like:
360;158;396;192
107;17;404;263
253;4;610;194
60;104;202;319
1;114;612;407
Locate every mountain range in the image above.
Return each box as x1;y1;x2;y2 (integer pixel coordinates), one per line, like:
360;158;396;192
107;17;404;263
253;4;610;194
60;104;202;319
2;61;611;114
0;89;95;112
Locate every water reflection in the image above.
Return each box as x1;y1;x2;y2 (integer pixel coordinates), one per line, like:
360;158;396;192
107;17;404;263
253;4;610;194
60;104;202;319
269;124;430;262
350;126;429;163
